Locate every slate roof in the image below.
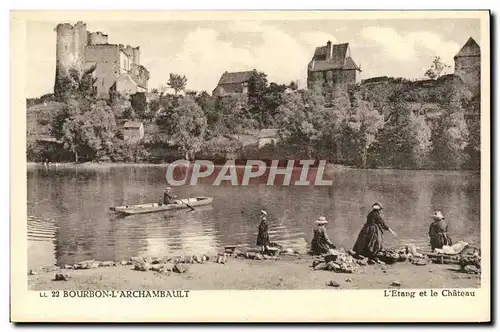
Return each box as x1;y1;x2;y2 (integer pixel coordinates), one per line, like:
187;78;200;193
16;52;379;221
217;71;254;85
314;43;348;59
455;37;480;58
344;57;361;70
308;42;361;72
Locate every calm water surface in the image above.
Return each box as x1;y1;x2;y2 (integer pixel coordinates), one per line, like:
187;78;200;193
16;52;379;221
27;164;480;270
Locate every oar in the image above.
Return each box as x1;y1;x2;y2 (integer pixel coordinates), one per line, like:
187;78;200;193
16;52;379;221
179;199;195;211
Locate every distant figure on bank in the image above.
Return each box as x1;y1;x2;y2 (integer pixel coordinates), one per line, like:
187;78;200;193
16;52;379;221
428;211;452;251
163;187;177;205
309;216;336;255
352;202;397;260
256;210;270;253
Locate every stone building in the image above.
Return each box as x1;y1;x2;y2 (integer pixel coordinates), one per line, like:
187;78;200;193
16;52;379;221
454;37;481;98
257;128;278;149
212;71;254;97
307;41;361;90
123;121;145;143
54;21;150;99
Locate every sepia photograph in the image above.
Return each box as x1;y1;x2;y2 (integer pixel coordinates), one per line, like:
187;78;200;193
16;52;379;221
10;9;490;322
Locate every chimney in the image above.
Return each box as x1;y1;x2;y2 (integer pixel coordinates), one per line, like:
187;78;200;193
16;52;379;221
326;40;332;59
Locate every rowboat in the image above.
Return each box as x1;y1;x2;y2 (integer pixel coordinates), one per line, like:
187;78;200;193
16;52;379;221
109;197;213;215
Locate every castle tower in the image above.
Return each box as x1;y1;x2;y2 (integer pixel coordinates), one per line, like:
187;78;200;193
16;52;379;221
454;37;481;97
132;47;140;77
87;31;109;45
54;21;87;95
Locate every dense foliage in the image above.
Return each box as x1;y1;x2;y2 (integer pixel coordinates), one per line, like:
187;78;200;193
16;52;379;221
29;69;480;170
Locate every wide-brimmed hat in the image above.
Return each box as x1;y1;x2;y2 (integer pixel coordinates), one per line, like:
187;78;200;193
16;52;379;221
315;216;328;225
432;211;445;220
166;186;171;190
372;202;383;210
260;210;268;216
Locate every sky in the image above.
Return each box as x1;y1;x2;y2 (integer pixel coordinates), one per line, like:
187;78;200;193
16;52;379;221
26;18;480;98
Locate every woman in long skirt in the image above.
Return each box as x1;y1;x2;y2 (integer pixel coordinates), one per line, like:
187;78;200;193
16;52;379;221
256;210;270;253
428;211;452;250
353;202;397;260
309;216;336;255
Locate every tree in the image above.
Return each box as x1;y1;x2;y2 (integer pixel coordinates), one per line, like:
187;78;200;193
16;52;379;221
162;97;207;161
431;94;469;169
78;65;97;98
108;90;133;119
408;112;432;168
275;90;326;158
54;66;97;102
374;107;431;169
464;98;480;170
195;91;217;128
424;56;451;79
247;70;269;128
344;94;385;168
185;90;197;98
319;85;351;161
167;73;187;95
261;82;287;127
130;92;147;119
51;99;80;139
60;100;117;162
214;94;256;135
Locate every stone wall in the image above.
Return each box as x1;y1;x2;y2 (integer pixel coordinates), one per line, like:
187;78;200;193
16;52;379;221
85;45;120;99
116;73;139;95
87;31;108;45
307;69;357;90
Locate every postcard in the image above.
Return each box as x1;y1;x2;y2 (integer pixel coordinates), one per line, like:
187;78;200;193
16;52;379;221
11;10;490;322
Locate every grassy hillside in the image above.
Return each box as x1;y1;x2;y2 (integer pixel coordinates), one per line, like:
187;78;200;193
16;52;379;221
27;101;65;137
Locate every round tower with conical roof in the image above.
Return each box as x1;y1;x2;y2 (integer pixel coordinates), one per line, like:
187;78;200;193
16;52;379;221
454;37;481;97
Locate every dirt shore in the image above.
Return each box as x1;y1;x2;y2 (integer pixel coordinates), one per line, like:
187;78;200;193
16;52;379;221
28;256;480;291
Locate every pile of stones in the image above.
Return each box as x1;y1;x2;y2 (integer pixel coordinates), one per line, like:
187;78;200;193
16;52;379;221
311;249;361;274
311;245;431;274
31;244;303;282
458;250;481;275
223;244;301;261
376;246;429;266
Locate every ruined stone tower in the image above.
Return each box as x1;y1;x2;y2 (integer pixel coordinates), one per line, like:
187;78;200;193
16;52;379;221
53;21;150;99
54;21;88;93
454;37;481;98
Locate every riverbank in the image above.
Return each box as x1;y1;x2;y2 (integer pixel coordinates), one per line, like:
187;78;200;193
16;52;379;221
27;161;479;174
28;255;480;291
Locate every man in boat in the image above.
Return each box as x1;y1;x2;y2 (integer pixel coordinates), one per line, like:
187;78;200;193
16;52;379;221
163;187;177;205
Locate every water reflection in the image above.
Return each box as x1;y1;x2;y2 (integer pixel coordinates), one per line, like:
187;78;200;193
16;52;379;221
27;165;481;269
27;216;57;269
